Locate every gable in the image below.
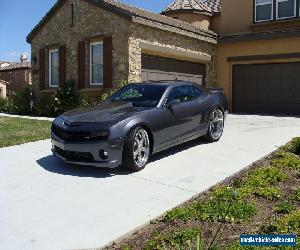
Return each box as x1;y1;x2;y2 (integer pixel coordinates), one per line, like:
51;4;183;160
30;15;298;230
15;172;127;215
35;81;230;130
27;0;216;43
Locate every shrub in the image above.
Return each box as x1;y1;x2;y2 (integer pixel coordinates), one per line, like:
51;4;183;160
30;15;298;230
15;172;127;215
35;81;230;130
283;137;300;155
164;188;256;223
240;166;286;200
53;80;79;115
34;94;56;117
271;151;300;170
5;88;31;115
261;210;300;235
275;210;300;234
0;97;6;112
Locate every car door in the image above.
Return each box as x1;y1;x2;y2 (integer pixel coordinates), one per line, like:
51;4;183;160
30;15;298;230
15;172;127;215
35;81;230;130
156;85;204;148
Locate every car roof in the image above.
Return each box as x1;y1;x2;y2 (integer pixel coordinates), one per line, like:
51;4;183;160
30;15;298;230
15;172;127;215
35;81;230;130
137;80;198;87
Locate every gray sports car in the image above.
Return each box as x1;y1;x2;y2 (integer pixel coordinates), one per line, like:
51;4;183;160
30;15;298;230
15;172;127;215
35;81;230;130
51;81;227;171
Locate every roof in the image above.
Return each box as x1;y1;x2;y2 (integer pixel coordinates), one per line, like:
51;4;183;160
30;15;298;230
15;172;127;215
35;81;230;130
141;80;200;87
0;61;31;71
163;0;221;15
26;0;217;43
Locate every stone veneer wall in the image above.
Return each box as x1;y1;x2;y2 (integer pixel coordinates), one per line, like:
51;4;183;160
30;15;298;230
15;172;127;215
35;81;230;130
30;0;131;97
30;0;217;99
128;23;217;87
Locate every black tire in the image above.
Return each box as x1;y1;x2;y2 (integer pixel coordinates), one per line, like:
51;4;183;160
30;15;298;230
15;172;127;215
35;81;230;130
123;126;151;171
204;108;224;143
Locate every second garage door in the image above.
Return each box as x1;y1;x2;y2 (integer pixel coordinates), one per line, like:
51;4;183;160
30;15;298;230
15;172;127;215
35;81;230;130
233;63;300;115
141;55;205;85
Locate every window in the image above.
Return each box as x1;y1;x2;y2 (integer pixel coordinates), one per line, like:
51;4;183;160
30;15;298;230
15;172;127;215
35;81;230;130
167;86;195;104
90;42;103;86
28;73;32;85
192;86;203;99
255;0;273;22
49;49;59;87
276;0;296;19
25;70;27;81
15;72;18;81
109;84;167;107
8;73;12;82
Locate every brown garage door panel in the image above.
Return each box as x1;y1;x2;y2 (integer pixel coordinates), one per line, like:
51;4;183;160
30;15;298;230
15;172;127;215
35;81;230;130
142;55;205;85
233;62;300;115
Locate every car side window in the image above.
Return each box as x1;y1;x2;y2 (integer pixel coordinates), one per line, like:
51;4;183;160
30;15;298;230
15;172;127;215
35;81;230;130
192;86;203;99
167;86;194;104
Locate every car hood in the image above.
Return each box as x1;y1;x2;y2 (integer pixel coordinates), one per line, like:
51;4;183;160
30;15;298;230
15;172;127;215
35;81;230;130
61;101;148;124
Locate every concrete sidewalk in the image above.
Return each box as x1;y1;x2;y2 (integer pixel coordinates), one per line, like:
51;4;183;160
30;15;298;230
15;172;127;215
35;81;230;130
0;114;300;250
0;112;54;121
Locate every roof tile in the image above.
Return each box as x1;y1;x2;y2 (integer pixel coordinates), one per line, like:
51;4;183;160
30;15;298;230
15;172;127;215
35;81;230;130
164;0;221;14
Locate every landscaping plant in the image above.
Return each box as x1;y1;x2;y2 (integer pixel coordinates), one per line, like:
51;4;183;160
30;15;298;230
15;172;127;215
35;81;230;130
105;137;300;250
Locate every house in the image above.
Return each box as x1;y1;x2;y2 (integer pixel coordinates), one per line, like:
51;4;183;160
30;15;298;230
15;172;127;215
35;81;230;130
164;0;300;115
0;79;7;98
27;0;300;115
0;54;32;96
26;0;217;101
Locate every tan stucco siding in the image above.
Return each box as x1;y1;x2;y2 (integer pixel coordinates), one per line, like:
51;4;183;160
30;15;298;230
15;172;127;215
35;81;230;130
217;0;253;34
217;36;300;110
167;13;212;30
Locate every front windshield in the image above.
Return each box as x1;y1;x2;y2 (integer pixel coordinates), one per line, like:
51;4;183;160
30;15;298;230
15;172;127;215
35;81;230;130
108;84;167;107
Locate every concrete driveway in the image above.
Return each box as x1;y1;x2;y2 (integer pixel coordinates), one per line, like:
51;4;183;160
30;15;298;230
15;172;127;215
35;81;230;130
1;114;300;250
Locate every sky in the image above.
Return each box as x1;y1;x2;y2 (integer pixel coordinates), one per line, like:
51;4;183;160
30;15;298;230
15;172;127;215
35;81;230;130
0;0;171;62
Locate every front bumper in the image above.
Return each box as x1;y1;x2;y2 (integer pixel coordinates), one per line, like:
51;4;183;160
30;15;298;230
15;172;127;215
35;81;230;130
51;133;124;168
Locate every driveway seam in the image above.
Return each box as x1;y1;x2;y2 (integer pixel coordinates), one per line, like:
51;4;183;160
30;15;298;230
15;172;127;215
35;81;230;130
130;174;198;194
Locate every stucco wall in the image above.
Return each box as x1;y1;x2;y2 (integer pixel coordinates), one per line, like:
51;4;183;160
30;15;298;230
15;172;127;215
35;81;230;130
218;0;253;34
30;0;131;97
217;37;300;110
166;13;212;30
128;23;217;87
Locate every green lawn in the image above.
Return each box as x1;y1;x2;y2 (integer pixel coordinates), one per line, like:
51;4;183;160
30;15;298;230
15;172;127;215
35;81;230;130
0;117;52;148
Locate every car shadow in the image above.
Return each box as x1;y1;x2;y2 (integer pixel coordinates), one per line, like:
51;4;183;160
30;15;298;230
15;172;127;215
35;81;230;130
36;137;208;178
150;137;208;163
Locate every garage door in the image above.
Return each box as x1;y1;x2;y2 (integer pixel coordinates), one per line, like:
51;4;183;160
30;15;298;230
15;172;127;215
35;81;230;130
142;55;205;85
233;63;300;115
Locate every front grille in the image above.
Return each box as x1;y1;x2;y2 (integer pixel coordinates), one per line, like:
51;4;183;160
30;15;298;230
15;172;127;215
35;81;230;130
51;124;108;142
54;146;94;163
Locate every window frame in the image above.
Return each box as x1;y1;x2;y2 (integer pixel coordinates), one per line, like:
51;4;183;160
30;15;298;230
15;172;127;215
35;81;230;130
166;85;196;104
49;49;59;87
89;41;104;86
276;0;297;19
255;0;274;22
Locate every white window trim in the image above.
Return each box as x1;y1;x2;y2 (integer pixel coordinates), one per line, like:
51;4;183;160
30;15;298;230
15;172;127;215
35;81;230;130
255;0;274;22
49;49;59;87
276;0;296;20
90;41;103;86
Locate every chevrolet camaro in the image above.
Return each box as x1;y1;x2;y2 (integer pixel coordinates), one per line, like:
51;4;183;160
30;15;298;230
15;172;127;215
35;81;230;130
51;81;227;171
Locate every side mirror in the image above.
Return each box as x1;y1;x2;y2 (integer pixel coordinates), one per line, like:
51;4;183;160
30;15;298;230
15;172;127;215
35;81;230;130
165;99;180;109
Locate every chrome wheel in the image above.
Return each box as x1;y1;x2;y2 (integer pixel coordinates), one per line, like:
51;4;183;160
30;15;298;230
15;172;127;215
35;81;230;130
209;109;224;140
133;129;150;168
